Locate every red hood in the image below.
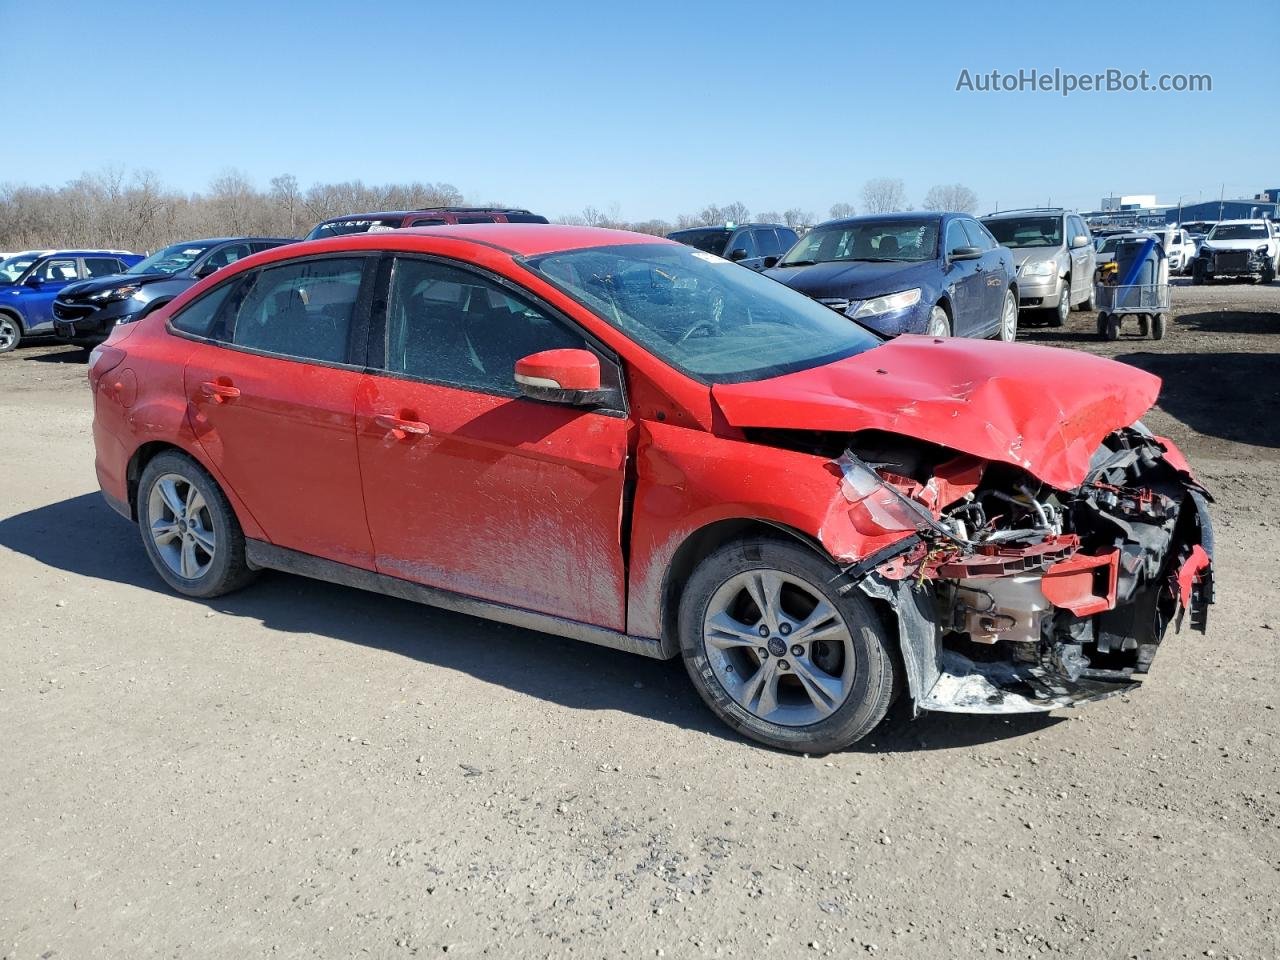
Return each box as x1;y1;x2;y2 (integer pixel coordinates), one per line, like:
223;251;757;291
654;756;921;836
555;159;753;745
712;336;1161;490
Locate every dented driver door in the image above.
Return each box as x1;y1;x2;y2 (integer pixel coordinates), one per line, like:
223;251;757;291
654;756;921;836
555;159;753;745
354;255;631;631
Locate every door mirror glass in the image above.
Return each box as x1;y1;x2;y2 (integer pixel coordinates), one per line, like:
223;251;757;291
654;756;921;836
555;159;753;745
949;245;983;261
514;348;604;405
761;255;779;269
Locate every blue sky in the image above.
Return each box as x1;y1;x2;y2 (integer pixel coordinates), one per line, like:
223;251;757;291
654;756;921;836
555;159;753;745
3;0;1272;220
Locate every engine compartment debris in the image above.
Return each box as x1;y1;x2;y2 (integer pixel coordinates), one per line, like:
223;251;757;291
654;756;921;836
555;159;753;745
836;426;1214;713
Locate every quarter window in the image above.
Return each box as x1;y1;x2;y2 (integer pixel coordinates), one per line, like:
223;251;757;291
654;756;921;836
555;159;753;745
170;282;237;338
384;257;590;396
228;257;365;364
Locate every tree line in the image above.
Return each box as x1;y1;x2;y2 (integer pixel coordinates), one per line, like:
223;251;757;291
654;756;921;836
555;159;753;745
0;168;980;254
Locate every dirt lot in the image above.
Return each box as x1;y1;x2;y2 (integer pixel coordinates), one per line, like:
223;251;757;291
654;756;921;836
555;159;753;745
2;280;1277;960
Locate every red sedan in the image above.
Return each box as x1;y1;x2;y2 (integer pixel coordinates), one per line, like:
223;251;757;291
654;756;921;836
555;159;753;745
89;225;1214;752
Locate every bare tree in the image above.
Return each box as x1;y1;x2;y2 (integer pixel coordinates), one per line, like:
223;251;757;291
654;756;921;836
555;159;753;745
269;174;303;236
921;183;979;214
861;178;910;215
829;202;857;219
783;208;813;231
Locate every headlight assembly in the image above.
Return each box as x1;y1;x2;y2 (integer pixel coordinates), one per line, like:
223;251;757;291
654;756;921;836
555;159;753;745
847;288;922;319
1020;260;1056;278
89;284;142;303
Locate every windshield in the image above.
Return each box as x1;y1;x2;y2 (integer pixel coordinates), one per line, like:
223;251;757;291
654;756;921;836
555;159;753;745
1207;223;1269;241
667;228;731;256
982;216;1063;248
778;220;938;265
126;242;215;276
0;254;41;283
523;242;881;384
306;217;404;241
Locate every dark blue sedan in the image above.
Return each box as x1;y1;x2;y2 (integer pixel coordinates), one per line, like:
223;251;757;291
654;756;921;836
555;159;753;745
764;213;1019;340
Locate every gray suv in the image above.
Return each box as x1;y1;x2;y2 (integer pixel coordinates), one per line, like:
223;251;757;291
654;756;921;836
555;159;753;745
980;209;1096;326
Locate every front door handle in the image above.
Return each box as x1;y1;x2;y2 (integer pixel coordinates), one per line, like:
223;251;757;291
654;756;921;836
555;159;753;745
374;413;431;440
200;381;241;404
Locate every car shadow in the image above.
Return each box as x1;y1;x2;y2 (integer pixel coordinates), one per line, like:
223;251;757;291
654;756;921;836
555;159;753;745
1116;350;1280;448
19;344;88;363
1177;309;1280;335
1;492;1062;755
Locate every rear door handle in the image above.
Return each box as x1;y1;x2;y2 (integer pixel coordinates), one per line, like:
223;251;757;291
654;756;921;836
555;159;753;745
200;381;241;403
374;413;431;440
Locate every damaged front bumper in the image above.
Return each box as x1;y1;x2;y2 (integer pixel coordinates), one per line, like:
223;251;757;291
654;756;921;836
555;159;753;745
833;429;1215;714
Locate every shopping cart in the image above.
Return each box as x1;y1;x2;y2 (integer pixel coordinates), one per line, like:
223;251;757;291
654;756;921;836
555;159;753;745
1095;280;1170;340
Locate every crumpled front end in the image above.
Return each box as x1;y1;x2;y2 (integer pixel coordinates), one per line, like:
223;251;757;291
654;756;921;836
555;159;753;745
831;427;1214;714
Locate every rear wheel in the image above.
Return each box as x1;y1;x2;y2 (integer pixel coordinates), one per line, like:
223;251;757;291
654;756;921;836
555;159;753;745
0;313;21;354
678;538;900;753
137;451;257;599
926;304;951;337
1152;314;1167;340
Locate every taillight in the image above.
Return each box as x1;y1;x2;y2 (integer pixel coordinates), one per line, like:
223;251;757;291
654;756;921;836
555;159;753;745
88;345;126;391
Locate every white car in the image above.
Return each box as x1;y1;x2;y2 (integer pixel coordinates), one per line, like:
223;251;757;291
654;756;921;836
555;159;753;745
1191;220;1280;284
1165;228;1198;274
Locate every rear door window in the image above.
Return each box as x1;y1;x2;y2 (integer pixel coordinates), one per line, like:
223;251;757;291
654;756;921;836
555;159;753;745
83;257;124;278
754;229;783;258
226;257;367;364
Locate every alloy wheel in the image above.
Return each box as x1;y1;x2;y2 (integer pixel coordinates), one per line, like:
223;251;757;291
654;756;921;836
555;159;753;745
147;473;216;580
926;306;950;337
1000;290;1018;342
702;569;856;726
1057;285;1070;323
0;316;17;352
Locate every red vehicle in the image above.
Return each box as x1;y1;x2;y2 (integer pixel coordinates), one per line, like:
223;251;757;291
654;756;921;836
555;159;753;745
89;225;1214;752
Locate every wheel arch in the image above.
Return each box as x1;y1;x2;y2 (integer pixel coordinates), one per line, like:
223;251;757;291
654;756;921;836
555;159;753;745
0;305;25;331
126;441;188;520
658;518;838;659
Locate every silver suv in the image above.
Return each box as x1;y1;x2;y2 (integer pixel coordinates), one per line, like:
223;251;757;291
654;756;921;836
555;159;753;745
980;209;1096;326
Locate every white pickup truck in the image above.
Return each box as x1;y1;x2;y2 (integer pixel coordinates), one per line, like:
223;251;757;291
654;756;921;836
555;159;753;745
1191;219;1280;284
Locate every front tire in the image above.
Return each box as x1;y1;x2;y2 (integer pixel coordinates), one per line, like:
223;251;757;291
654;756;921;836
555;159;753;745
995;288;1018;342
0;313;21;354
1048;282;1069;327
926;304;951;337
137;451;256;599
677;537;900;753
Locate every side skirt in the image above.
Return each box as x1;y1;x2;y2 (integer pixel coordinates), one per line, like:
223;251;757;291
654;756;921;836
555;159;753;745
244;540;668;660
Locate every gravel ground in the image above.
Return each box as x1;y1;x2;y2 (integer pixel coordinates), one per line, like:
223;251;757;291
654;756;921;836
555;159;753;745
1;281;1277;960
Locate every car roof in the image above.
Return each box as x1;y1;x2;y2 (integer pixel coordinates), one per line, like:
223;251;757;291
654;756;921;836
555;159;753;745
816;212;946;229
1212;218;1269;226
292;223;666;258
982;208;1067;219
40;249;139;257
318;207;539;224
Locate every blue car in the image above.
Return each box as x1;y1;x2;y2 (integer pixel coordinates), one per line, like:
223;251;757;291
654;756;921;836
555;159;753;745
0;249;143;352
764;213;1019;341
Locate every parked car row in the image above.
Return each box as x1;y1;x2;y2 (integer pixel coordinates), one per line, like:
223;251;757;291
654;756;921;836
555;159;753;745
0;249;143;353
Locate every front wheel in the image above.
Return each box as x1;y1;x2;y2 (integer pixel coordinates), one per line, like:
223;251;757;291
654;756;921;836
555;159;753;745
1048;282;1069;327
925;304;951;337
678;538;900;753
0;314;21;354
137;451;257;599
996;288;1018;342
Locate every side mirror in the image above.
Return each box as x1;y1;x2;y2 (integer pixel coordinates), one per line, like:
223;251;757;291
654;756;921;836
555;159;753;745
23;276;41;287
514;348;605;406
728;248;749;262
1071;235;1090;248
194;261;221;278
761;255;779;269
949;246;983;261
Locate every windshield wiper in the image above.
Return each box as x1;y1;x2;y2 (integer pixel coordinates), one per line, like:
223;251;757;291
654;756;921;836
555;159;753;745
780;259;816;267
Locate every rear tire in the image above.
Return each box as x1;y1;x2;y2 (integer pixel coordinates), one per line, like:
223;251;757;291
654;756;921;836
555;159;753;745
678;537;900;754
137;451;257;599
995;288;1018;342
1152;314;1166;340
1105;314;1121;341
